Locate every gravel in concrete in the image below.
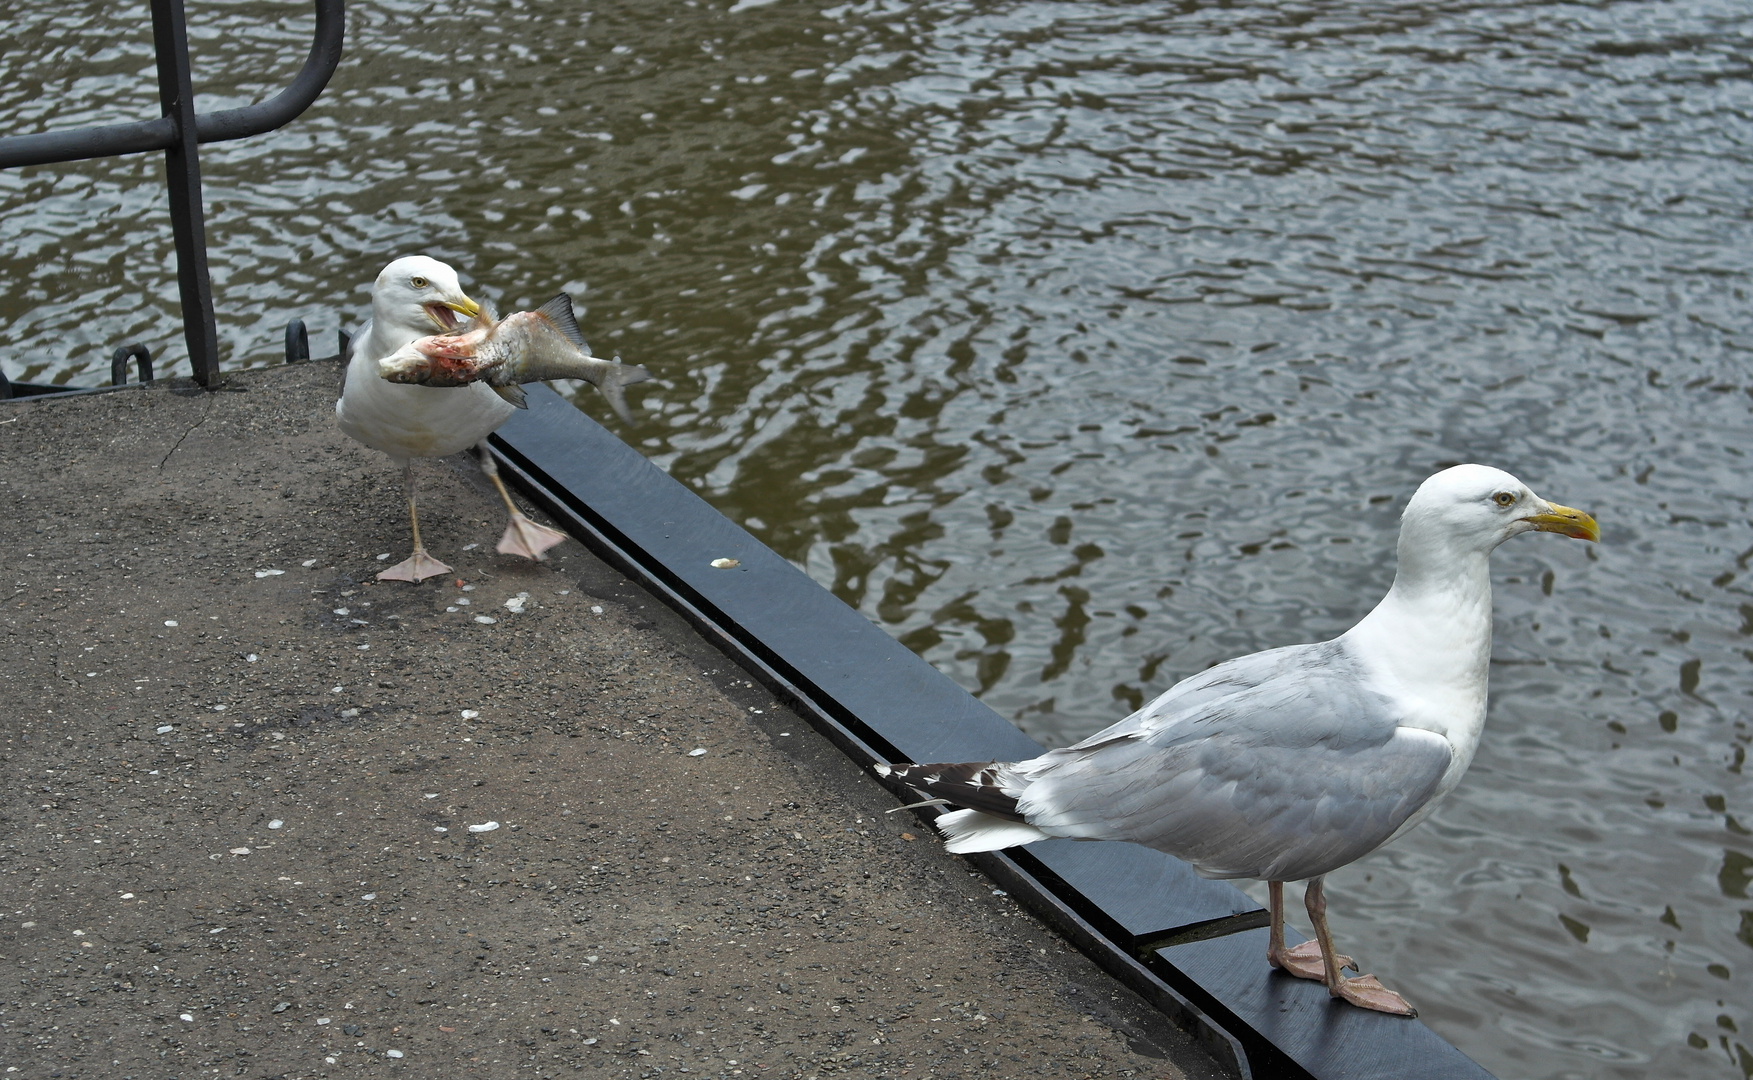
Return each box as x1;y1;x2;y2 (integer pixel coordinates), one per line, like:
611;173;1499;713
0;365;1227;1080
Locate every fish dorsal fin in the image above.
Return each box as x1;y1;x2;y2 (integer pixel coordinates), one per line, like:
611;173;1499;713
493;383;529;409
535;293;587;347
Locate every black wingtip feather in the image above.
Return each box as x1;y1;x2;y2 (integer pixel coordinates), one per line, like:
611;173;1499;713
878;761;1025;821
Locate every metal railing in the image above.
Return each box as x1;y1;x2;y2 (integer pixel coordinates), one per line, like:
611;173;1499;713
0;0;344;388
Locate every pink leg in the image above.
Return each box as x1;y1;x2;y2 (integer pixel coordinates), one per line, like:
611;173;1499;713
478;441;566;560
1266;880;1353;981
1304;877;1417;1017
379;461;452;583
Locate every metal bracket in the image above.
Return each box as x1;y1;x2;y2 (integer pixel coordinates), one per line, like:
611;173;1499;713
110;344;154;387
284;319;351;364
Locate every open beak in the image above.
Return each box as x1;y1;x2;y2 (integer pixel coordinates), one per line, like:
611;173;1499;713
425;295;481;332
1526;502;1599;542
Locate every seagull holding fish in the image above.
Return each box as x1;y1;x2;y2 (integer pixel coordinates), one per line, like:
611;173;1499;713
335;255;648;582
877;464;1598;1016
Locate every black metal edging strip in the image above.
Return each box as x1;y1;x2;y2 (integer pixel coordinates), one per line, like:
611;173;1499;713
480;429;1252;1080
485;440;1257;1079
487;386;1496;1080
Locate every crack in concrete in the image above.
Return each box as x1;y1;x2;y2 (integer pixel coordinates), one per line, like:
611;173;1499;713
157;392;217;468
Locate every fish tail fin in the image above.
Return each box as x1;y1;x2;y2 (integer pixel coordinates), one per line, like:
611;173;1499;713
493;383;529;409
535;293;587;348
593;362;653;424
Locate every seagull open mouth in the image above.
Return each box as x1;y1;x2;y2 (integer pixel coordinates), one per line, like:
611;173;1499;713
426;303;462;331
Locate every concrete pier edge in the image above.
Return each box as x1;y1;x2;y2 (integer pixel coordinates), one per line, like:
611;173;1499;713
488;384;1497;1080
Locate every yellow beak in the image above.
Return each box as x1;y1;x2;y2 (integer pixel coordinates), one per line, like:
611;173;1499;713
443;295;482;320
1527;502;1599;542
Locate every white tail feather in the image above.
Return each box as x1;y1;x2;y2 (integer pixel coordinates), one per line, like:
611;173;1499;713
935;808;1051;854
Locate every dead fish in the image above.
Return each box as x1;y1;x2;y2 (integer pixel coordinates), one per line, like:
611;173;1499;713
377;293;652;422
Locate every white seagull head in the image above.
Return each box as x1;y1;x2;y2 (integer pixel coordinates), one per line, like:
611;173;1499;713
1400;464;1599;563
371;256;482;340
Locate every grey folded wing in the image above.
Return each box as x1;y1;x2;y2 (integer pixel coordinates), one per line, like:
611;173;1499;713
1017;641;1452;881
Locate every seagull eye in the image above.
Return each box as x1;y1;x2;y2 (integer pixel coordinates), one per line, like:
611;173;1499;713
409;276;429;289
1494;492;1516;507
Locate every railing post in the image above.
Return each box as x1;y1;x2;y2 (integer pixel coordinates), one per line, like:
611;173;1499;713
150;0;220;388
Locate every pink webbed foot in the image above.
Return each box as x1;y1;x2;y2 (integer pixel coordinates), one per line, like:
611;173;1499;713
1269;939;1355;982
1330;973;1418;1017
498;512;567;561
378;548;452;583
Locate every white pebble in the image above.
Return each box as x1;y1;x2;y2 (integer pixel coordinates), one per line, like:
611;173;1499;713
433;826;448;833
120;893;134;899
180;1013;194;1022
590;605;604;614
156;725;174;734
163;620;178;627
361;893;376;901
468;821;500;833
386;1049;404;1058
688;748;708;757
254;569;285;578
333;607;350;616
461;584;475;591
423;793;439;799
356;644;370;650
331;686;343;693
710;557;740;569
446;606;459;613
212;704;226;712
376;553;391;561
462;542;479;551
268;820;283;830
558;589;571;595
246;653;259;663
474;615;497;625
230;847;250;856
301;559;318;567
316;1017;331;1025
503;594;528;613
461;709;480;720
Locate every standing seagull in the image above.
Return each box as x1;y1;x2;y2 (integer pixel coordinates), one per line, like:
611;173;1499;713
336;256;568;582
876;465;1598;1016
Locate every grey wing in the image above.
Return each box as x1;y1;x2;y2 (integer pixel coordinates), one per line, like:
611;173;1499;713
340;316;371;399
1016;641;1452;881
346;318;368;363
1060;641;1332;751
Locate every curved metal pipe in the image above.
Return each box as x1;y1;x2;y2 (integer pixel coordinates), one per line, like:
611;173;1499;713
0;0;344;170
196;0;344;145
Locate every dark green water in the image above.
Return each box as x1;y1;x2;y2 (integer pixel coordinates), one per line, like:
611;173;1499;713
5;2;1753;1075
